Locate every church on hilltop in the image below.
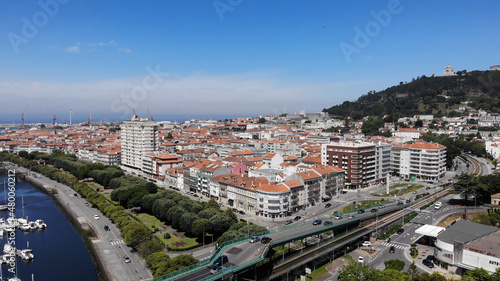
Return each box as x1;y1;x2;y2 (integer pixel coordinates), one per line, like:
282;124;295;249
443;64;456;76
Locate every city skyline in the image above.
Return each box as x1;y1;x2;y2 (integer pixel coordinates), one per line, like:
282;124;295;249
1;1;500;123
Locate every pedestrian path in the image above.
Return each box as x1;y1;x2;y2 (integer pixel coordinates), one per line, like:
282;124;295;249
111;239;125;246
380;242;409;250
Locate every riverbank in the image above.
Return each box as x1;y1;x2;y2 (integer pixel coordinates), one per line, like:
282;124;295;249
19;172;109;281
4;163;153;281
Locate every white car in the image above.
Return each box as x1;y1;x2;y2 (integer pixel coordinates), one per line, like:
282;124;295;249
362;241;371;247
358;256;364;263
94;215;100;220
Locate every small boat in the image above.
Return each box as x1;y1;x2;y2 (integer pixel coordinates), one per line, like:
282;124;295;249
17;248;34;261
20;223;31;231
28;221;38;230
34;219;47;229
17;217;28;225
6;217;19;227
3;244;15;255
0;204;8;211
4;226;16;232
8;278;21;281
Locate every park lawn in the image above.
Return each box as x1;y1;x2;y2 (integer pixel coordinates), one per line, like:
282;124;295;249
101;193;119;205
137;213;164;231
309;263;329;280
342;199;390;213
158;233;200;249
88;182;104;192
390;183;408;189
401;184;424;194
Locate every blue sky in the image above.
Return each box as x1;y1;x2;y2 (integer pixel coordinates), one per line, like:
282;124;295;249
1;0;499;123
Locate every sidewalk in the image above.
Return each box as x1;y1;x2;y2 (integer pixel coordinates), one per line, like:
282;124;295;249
415;245;461;280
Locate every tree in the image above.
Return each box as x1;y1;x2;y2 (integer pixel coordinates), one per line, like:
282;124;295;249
454;174;482;205
407;262;419;280
258;117;266;124
205;198;220;210
462;268;493;281
337;261;379;281
384;259;405;271
166;132;173;139
378;269;411;281
191;218;213;238
122;222;153;249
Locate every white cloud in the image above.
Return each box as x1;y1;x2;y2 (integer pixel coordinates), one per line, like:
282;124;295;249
118;48;132;54
65;46;80;53
0;72;371;121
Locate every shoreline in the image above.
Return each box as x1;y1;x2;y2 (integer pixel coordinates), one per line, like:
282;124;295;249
12;169;110;281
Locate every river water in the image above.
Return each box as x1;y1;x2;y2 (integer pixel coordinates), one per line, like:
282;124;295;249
0;172;99;281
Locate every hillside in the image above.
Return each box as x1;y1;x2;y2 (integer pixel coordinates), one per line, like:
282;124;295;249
323;70;500;121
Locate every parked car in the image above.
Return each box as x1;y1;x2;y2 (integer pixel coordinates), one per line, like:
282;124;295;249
213;255;229;266
357;209;365;214
324;221;333;225
325;203;332;208
371;208;378;213
239;210;246;215
232;208;238;212
389;246;395;253
423;258;434;268
397;228;404;234
284;220;293;225
362;241;372;247
358;256;364;263
294;216;302;221
261;237;272;244
210;266;226;275
249;236;260;243
313;220;322;225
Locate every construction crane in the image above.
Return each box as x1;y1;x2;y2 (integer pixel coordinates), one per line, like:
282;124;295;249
88;108;94;126
148;109;154;121
47;108;56;126
21;106;29;128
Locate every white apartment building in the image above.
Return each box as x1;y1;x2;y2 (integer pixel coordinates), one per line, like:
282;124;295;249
120;115;159;171
391;141;446;181
374;142;391;182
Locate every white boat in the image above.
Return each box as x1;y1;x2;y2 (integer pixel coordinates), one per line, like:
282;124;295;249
17;217;28;225
0;204;8;211
4;226;16;232
17;248;34;261
28;221;38;230
8;278;21;281
3;244;15;255
34;219;46;229
6;217;19;227
20;223;31;231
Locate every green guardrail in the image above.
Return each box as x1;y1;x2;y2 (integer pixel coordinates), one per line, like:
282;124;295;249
155;230;269;281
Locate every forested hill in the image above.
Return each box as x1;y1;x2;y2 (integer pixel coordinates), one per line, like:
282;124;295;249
323;70;500;121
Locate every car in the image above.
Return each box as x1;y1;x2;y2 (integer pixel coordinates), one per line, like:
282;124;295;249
357;209;365;214
294;216;302;221
325;203;332;208
371;208;378;213
358;256;364;263
239;210;246;215
232;208;238;212
261;237;272;244
85;202;89;207
93;215;100;220
397;201;404;205
104;225;109;231
324;221;333;225
313;219;322;225
193;194;199;198
249;236;260;243
284;220;293;225
435;202;442;210
334;215;342;220
406;199;411;203
362;241;372;247
389;246;395;253
210;266;226;275
73;193;78;197
124;256;131;263
378;204;385;209
412;191;417;194
213;255;228;266
423;258;434;268
426;255;435;262
397;228;404;234
426;186;431;190
347;215;355;219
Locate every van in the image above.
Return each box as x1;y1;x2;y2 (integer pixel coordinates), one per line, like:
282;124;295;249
435;202;442;210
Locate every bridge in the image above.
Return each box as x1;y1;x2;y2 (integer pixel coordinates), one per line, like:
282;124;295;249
155;187;451;281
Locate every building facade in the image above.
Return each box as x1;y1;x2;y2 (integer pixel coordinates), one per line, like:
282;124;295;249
120;115;159;171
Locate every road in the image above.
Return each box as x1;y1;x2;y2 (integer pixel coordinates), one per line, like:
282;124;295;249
3;162;153;281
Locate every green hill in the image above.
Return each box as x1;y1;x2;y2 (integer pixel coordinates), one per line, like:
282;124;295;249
323;70;500;121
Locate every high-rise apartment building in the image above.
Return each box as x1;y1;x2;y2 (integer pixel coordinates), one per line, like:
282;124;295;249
120;115;159;171
321;141;376;189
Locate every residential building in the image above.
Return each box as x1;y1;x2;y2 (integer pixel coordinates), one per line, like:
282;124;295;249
391;141;447;181
120;115;159;171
